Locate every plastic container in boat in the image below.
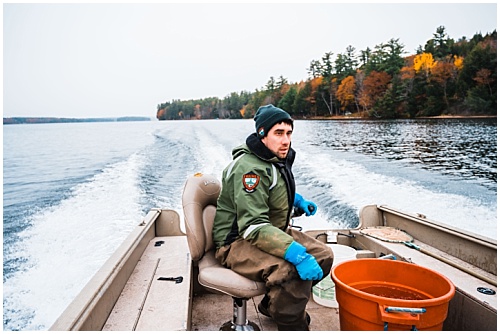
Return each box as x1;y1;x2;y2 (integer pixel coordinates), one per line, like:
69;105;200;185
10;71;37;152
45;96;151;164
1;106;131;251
312;244;357;308
331;258;455;331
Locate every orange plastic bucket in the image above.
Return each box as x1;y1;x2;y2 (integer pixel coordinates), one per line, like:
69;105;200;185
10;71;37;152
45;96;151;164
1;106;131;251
331;259;455;331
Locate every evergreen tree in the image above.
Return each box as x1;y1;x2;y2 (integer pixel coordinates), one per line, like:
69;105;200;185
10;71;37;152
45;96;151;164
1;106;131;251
293;82;312;117
278;85;297;114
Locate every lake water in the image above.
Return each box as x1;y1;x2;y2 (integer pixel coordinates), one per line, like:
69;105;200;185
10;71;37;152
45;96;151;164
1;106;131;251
3;118;497;330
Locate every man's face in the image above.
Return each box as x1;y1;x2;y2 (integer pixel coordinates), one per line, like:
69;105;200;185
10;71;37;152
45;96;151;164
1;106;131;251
261;122;293;159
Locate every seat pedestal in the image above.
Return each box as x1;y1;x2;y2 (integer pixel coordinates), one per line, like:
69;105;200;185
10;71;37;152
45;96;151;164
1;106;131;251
220;297;261;331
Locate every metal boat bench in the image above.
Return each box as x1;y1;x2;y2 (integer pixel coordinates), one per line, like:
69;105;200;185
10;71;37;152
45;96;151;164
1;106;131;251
103;235;192;330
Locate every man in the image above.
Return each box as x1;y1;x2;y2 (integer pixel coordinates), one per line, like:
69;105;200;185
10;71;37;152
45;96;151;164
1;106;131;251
213;104;334;331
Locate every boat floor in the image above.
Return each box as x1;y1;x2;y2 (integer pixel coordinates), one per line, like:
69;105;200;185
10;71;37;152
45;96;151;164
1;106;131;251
191;292;340;331
101;229;495;331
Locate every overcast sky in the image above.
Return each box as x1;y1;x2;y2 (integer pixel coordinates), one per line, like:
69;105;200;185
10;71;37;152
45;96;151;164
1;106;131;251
3;2;497;119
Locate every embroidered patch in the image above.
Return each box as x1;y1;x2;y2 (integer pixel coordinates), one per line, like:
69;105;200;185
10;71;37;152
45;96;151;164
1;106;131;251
242;173;260;193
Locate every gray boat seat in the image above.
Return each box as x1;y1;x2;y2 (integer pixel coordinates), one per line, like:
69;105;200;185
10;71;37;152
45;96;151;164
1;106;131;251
182;173;266;331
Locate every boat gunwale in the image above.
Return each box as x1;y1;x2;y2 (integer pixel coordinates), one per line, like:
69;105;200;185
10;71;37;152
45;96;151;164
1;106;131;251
49;209;162;330
377;204;497;248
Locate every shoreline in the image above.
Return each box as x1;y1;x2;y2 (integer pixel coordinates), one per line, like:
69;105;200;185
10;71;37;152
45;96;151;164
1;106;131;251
303;115;497;120
4;115;496;125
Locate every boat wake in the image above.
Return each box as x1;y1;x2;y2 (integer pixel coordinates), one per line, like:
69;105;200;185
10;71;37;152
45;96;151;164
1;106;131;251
3;153;145;330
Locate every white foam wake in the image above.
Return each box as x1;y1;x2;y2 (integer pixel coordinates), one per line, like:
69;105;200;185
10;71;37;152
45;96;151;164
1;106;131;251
3;153;145;330
297;148;497;239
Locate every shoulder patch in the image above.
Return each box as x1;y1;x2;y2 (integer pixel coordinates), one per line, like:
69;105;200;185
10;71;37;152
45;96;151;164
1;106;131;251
242;172;260;193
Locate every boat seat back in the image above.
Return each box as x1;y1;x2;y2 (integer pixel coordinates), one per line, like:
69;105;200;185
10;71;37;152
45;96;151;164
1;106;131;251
182;173;266;301
182;173;221;262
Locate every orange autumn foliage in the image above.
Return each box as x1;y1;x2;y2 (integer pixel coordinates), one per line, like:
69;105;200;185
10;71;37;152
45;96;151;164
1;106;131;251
401;55;416;80
453;55;464;70
310;76;323;92
157;108;166;119
431;61;453;84
401;66;416;80
431;55;462;85
358;71;391;110
336;76;356;111
414;52;436;75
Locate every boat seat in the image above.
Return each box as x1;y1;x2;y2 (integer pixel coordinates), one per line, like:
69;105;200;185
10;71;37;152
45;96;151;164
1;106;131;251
182;173;267;331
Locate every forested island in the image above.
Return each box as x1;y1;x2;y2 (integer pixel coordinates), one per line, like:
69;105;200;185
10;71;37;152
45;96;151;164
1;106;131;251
157;26;497;121
3;116;151;125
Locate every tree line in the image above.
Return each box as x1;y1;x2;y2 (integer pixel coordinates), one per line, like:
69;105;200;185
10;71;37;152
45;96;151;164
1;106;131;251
156;26;496;120
3;116;151;125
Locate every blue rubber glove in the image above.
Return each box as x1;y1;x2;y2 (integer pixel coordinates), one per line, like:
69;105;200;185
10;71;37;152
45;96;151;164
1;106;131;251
284;241;323;280
294;193;317;216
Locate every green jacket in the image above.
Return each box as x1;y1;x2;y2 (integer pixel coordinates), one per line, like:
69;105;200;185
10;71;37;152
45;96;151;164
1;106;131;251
213;133;296;258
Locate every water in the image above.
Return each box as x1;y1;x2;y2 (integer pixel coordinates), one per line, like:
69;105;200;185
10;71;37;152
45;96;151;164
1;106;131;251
3;118;497;330
357;283;431;300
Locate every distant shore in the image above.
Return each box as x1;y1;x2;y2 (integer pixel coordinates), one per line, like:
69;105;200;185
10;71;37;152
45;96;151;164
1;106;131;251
3;116;152;125
4;114;496;125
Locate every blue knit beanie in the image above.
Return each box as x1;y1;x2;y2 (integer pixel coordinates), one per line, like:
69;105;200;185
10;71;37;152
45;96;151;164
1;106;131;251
254;104;293;138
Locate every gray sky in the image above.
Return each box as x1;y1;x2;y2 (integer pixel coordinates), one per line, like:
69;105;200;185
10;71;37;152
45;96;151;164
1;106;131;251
3;2;497;119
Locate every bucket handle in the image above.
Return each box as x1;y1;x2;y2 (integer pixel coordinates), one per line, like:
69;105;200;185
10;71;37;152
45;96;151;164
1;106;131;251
385;307;426;314
379;305;426;330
